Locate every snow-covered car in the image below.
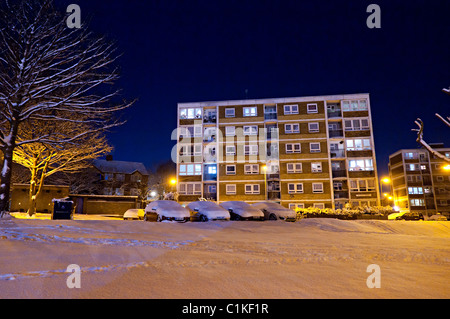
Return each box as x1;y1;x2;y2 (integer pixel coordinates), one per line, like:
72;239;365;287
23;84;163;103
187;201;230;221
123;208;145;220
251;202;297;222
428;214;448;221
144;200;190;222
219;201;264;221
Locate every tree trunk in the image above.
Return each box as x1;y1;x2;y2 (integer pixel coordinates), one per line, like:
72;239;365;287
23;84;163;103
0;146;14;218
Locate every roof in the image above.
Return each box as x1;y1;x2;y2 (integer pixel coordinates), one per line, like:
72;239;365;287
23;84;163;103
93;159;149;175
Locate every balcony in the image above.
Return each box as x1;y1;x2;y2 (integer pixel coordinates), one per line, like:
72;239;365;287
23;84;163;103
328;129;344;138
332;170;347;178
203;114;217;124
264;113;277;121
334;191;349;199
330;150;345;158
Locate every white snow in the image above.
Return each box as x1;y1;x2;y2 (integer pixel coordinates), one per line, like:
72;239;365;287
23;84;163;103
0;217;449;298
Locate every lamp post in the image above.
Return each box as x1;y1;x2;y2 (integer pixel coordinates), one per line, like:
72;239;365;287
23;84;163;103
380;177;391;206
169;178;177;201
262;165;268;201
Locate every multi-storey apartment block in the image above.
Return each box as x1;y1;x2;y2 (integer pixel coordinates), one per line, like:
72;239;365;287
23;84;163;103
176;94;380;209
389;145;450;218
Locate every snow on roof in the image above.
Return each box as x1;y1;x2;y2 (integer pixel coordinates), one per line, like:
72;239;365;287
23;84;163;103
93;159;148;175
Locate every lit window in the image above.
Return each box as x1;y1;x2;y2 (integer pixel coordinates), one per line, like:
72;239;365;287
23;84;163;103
311;162;322;173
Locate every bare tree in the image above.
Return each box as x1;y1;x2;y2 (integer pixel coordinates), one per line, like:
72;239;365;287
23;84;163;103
412;87;450;164
13;119;112;216
0;0;133;217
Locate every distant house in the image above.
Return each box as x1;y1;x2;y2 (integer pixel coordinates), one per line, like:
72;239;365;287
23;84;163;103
93;155;149;197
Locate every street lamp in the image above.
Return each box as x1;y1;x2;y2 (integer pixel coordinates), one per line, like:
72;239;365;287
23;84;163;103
380;177;392;206
262;165;268;201
443;164;450;171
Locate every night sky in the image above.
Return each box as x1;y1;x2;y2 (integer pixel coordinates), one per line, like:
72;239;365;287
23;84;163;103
55;0;449;176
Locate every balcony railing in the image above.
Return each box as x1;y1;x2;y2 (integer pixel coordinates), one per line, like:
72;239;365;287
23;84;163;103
327;110;342;118
328;130;344;138
330;150;345;158
203;115;217;124
264;113;277;121
332;170;347;178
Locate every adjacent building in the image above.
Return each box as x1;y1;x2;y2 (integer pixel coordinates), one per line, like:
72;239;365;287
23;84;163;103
176;93;380;209
389;144;450;218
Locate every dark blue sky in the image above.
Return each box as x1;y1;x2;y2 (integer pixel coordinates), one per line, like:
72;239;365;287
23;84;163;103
55;0;449;176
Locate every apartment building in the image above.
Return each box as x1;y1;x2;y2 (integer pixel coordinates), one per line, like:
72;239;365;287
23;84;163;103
176;93;380;209
389;145;450;218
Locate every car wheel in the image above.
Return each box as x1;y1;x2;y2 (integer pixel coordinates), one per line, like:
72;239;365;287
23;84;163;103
200;214;208;222
269;214;277;220
143;214;149;222
156;214;162;222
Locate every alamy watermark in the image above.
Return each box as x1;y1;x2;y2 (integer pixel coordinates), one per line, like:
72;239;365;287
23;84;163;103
366;264;381;288
66;4;81;29
66;264;81;289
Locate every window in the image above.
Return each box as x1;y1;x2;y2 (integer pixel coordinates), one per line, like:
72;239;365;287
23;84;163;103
225;108;235;118
226;165;236;175
311;162;322;173
344;118;370;131
312;183;323;193
284;104;299;115
207;165;217;175
225;126;235;136
243;106;257;117
286;143;301;154
404;152;416;159
179;183;202;195
104;173;114;181
179;164;202;176
244;145;258;155
180;144;202;156
333;182;343;191
420;165;427;170
439;200;448;206
289;203;304;210
348;159;373;171
245;184;260;194
179;125;202;138
243;125;258;135
244;164;259;174
308;122;320;133
226;145;236;155
313;203;325;209
287;163;302;173
341;100;368;112
226;184;236;195
410;199;425;206
180;107;202;119
288;183;303;194
408;187;423;195
407;164;418;171
349;179;376;192
346;139;371;151
285;123;300;134
436;176;444;182
307;103;318;113
310;143;321;153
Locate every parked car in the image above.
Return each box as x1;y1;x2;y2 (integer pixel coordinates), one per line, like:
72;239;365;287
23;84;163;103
219;201;264;221
187;201;230;221
123;208;145;220
144;200;190;222
389;212;424;221
428;213;448;221
251;202;297;222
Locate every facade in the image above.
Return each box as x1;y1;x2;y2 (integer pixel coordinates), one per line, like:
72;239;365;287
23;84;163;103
93;156;149;197
389;145;450;218
176;93;380;209
10;184;70;213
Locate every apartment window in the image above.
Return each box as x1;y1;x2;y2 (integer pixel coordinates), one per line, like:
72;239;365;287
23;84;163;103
289;203;304;210
344;118;370;131
333;182;343;191
308;122;320;133
346;138;371;151
179;183;202;195
179;164;202;176
180;108;202;119
288;183;303;194
407;164;419;171
408;187;424;195
226;145;236;155
313;203;325;209
348;159;373;171
287;163;302;173
349;179;376;192
244;145;258;155
310;143;321;153
307;103;318;113
410;199;425;207
420;165;427;170
285;123;300;134
284;104;299;115
436;176;444;182
341;100;368;112
226;184;236;195
225;126;235;136
404;152;416;159
286;143;301;154
243;106;257;117
179;125;202;138
225;108;235;118
244;164;259;174
245;184;260;194
226;165;236;175
180;144;202;156
243;125;258;135
312;183;324;193
311;162;322;173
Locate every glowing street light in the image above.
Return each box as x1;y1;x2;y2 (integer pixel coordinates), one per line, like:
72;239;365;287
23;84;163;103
381;177;391;184
443;164;450;171
169;178;177;186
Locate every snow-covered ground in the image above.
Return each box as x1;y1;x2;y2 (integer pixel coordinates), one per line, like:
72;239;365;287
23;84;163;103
0;217;449;298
